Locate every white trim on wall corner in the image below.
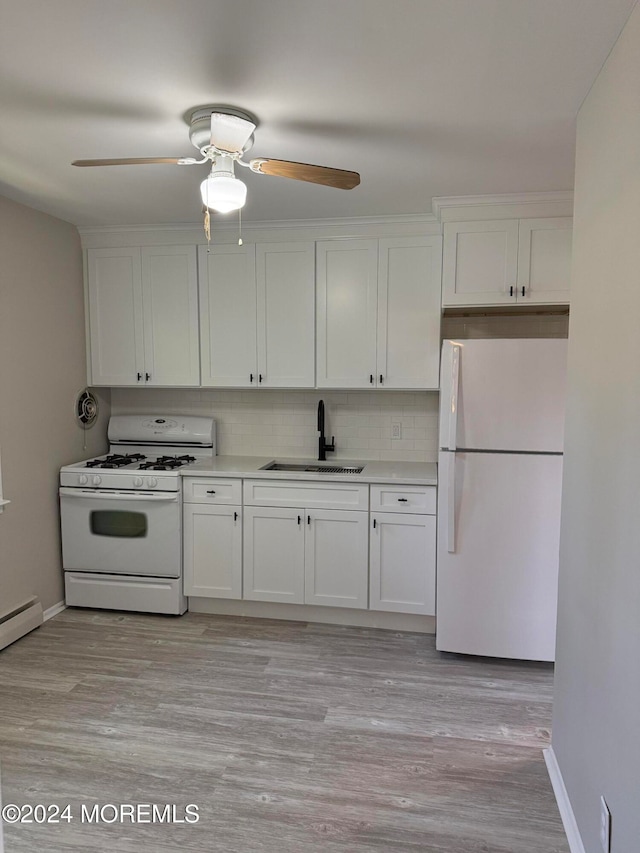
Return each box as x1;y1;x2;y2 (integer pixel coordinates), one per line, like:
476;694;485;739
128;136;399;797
543;747;586;853
43;601;66;622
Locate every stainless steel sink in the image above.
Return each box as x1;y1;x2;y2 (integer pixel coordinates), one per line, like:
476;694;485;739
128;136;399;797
261;462;364;474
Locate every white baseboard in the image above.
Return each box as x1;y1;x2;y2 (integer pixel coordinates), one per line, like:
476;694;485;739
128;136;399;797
43;601;66;622
544;746;586;853
0;598;43;651
188;597;436;633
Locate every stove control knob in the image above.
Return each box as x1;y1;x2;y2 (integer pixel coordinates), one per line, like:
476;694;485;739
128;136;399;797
146;477;158;489
78;474;88;485
92;475;102;486
133;476;143;488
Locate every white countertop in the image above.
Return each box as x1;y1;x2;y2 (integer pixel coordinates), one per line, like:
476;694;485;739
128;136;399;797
182;456;437;486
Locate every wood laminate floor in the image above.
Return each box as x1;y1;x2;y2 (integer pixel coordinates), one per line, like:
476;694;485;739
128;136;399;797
0;610;568;853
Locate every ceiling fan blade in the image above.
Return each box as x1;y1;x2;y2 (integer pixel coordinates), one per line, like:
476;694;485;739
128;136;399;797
72;158;184;166
210;112;256;153
250;158;360;189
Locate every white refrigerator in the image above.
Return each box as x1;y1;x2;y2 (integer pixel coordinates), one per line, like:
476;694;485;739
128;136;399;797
437;338;567;661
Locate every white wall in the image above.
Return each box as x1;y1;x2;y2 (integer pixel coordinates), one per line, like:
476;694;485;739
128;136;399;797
551;4;640;852
0;196;109;614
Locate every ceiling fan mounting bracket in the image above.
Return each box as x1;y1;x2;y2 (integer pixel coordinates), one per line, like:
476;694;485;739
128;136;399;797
188;105;259;154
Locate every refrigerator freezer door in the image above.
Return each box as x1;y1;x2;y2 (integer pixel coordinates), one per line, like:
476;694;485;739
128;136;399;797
436;450;563;661
439;339;567;453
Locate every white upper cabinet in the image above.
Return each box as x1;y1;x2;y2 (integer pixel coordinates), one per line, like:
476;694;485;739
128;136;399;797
442;217;572;308
199;244;257;387
517;218;573;304
317;236;442;389
87;246;198;386
442;220;519;307
256;242;315;388
377;236;441;389
141;246;200;386
316;239;379;388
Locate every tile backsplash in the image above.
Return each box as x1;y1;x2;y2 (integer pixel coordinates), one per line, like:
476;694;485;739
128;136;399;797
111;389;440;463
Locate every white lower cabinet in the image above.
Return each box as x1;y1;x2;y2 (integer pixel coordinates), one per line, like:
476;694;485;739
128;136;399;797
304;510;369;608
243;506;305;603
183;503;242;599
369;483;436;615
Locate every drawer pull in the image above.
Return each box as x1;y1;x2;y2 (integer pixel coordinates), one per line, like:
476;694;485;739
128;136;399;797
234;511;238;521
206;490;216;494
373;518;377;529
397;498;408;502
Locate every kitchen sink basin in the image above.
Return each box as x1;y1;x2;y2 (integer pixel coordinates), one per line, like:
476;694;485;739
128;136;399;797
261;462;364;474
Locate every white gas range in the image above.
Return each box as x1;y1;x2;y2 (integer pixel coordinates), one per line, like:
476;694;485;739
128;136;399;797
60;415;216;615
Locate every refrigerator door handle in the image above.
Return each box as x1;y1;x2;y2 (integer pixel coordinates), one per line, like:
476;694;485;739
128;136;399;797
448;344;461;451
447;453;456;553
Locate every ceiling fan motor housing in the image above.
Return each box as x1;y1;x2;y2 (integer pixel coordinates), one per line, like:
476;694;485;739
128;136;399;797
188;107;257;153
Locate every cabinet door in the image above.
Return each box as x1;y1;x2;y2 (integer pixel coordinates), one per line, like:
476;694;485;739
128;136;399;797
517;218;572;304
370;513;436;615
141;246;200;386
377;236;442;389
316;239;378;388
183;504;242;599
87;247;144;386
442;220;519;307
256;242;315;388
243;506;305;603
199;244;257;387
304;510;369;609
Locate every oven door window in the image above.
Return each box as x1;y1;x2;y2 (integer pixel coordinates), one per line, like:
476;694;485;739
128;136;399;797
90;510;148;538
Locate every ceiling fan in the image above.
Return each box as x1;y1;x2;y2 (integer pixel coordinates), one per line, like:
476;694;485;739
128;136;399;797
72;106;360;215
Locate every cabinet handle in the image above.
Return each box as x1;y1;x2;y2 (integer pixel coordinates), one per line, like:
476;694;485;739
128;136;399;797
370;374;374;384
397;498;408;502
234;511;238;522
145;372;151;381
206;490;216;494
521;286;526;297
307;514;311;525
137;372;142;382
297;515;301;525
250;373;254;383
259;374;263;383
379;374;384;385
373;518;377;529
509;286;514;297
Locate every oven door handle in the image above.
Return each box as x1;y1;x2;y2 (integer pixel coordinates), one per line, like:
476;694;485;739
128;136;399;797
59;488;178;502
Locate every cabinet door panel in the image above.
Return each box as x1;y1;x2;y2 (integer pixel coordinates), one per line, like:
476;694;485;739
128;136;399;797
88;247;144;386
183;504;242;599
517;218;572;304
142;246;199;386
442;220;518;307
199;244;257;387
304;510;369;609
316;240;378;388
377;237;441;389
243;506;304;603
257;242;315;387
370;513;435;615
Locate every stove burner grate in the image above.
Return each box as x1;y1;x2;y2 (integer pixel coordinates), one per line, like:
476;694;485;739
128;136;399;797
85;453;147;469
138;455;197;471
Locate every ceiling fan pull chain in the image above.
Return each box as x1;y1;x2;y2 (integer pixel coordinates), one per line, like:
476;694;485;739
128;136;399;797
204;207;211;247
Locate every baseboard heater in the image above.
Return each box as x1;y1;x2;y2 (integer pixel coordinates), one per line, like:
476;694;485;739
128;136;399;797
0;597;43;652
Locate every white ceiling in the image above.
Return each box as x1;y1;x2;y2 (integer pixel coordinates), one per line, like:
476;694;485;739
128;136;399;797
0;0;636;226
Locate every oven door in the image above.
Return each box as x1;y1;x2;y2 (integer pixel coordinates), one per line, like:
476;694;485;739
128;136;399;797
60;488;181;578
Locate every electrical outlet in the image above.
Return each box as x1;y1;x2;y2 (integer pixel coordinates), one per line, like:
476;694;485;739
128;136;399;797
392;422;402;440
600;796;611;852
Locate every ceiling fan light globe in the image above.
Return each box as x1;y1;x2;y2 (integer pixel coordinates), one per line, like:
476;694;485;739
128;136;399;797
199;174;247;213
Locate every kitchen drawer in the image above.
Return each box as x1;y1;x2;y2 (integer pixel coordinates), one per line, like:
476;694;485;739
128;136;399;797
370;484;436;515
243;479;369;511
183;478;243;505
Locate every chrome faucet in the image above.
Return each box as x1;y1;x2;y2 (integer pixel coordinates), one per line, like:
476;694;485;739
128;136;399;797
317;399;336;461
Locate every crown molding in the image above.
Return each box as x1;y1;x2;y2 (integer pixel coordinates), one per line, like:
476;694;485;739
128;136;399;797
432;191;574;219
77;212;437;238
